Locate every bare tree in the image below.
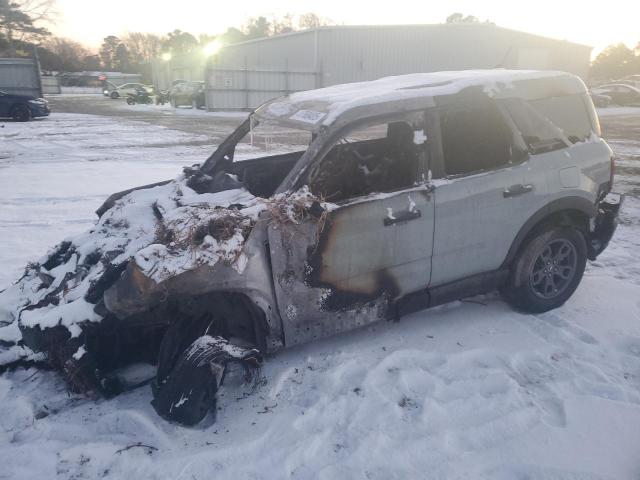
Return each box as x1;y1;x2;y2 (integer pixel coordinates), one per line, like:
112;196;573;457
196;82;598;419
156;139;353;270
298;12;331;30
15;0;57;24
0;0;51;55
122;32;163;64
272;13;294;35
445;12;494;25
42;36;90;70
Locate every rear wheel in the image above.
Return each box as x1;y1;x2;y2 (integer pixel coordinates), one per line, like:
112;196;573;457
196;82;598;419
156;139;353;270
503;226;587;313
11;104;31;122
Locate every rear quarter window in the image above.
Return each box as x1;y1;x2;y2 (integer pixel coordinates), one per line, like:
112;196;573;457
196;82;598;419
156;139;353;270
528;94;595;143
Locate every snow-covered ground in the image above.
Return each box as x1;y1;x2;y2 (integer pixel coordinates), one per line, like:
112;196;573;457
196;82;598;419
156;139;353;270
1;108;640;479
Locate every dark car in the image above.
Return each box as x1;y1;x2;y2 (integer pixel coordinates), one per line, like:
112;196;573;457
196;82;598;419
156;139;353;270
590;83;640;106
0;90;50;121
169;81;206;108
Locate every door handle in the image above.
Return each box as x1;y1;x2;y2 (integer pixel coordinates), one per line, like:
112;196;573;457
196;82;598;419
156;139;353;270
503;184;534;198
384;209;422;226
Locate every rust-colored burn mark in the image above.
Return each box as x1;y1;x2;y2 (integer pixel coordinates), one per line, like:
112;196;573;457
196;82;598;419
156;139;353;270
304;204;399;312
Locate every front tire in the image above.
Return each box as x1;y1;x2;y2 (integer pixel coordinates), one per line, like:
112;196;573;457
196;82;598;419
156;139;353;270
503;226;587;313
110;91;119;99
151;336;222;426
11;104;31;122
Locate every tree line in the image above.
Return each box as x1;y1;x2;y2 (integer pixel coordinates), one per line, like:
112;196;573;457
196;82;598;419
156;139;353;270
2;1;640;81
0;3;333;72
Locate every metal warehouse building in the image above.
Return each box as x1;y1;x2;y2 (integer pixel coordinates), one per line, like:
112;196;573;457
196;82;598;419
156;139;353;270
200;24;592;110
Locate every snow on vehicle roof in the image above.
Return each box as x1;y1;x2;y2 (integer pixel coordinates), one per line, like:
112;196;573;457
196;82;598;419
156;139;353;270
255;69;585;130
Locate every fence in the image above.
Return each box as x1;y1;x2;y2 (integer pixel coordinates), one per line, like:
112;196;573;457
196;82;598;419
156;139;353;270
41;76;61;94
0;58;41;97
59;86;103;94
205;67;319;111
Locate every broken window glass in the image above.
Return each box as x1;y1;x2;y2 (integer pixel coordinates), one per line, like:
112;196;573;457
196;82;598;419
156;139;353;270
528;94;594;144
501;99;569;155
309;120;423;202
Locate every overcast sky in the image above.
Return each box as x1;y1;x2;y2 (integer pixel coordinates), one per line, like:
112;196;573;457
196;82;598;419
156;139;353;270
52;0;639;56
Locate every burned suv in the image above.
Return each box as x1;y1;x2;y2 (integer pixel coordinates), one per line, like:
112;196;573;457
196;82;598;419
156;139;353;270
0;70;621;425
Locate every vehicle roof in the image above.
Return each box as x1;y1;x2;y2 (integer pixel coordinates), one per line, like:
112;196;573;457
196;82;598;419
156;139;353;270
254;69;586;131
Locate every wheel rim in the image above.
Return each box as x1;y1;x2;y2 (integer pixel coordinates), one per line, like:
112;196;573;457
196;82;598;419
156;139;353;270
14;106;30;121
529;239;578;299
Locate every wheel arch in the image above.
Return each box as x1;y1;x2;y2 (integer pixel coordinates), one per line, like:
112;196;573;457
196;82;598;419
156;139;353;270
501;196;595;269
9;102;30;115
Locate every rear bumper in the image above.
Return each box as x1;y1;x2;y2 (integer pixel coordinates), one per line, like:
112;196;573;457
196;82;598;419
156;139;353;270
587;192;623;260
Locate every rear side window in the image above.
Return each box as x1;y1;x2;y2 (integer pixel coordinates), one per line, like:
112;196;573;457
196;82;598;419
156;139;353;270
529;94;593;143
439;103;514;176
501;99;568;155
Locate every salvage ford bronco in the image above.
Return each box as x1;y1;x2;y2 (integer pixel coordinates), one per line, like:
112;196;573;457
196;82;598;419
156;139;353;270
0;70;622;425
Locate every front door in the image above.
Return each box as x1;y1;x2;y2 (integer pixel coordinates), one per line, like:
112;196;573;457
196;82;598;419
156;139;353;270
268;115;435;346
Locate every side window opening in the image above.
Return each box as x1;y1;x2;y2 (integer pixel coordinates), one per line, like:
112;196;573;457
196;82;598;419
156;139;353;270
309;119;424;202
528;94;593;144
439;102;514;176
501;99;569;155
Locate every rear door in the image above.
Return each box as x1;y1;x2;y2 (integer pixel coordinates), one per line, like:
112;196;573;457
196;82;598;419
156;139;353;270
268;114;435;346
429;100;542;286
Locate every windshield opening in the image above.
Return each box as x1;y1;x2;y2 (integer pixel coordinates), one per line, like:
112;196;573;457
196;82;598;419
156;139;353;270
233;117;313;161
216;117;314;198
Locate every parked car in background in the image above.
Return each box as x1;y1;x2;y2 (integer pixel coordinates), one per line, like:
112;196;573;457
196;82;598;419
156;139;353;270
109;83;153;99
619;74;640;88
590;83;640;106
589;91;611;107
0;90;50;121
102;80;117;97
169;81;206;108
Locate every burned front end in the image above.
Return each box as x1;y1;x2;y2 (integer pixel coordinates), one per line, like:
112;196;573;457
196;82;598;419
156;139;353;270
0;115;323;395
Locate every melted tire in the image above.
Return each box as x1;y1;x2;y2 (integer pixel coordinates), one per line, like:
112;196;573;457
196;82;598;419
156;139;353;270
155;316;213;387
151;336;223;426
503;226;587;313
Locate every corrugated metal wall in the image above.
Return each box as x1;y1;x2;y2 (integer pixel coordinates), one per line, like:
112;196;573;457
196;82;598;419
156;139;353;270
0;58;41;97
203;24;591;110
41;76;61;94
205;67;318;110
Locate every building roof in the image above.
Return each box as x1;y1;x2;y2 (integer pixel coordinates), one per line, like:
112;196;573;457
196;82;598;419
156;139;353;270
254;69;586;130
226;23;592;51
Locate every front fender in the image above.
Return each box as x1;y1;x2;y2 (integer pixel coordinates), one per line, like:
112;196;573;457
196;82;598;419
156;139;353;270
103;220;284;352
